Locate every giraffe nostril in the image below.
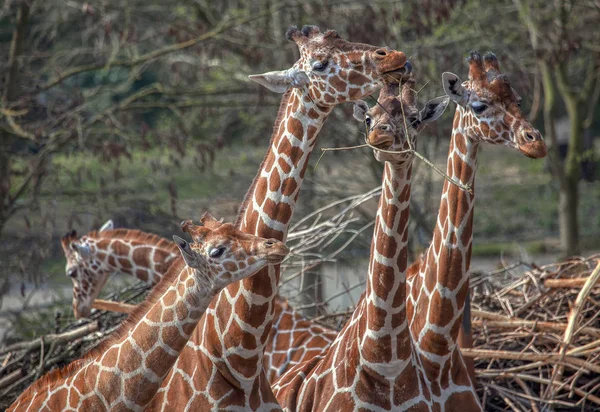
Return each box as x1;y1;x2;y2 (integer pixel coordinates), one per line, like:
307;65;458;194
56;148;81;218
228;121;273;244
265;240;275;248
379;125;390;132
375;48;388;56
525;132;536;142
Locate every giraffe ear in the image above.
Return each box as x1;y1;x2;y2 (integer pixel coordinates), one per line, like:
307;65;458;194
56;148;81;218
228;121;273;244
173;235;203;268
419;96;450;124
72;243;91;259
99;219;114;232
353;100;369;122
249;69;309;93
442;72;469;107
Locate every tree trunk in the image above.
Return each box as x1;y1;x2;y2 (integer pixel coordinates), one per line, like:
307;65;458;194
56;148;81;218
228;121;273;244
558;178;579;256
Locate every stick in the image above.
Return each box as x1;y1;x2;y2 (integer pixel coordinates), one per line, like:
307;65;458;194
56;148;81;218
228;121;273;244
0;369;22;390
92;299;136;314
0;322;98;355
471;319;600;338
544;277;600;288
462;348;600;374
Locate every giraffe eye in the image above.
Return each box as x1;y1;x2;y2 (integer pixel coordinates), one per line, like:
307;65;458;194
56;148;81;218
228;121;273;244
312;61;328;72
209;247;225;259
409;116;420;127
471;102;488;115
67;268;77;278
365;117;372;128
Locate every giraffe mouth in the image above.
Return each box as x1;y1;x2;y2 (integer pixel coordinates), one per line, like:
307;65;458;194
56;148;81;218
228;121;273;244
381;61;413;81
265;244;290;264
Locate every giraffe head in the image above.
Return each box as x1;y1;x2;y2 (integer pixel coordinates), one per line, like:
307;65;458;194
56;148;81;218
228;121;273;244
442;51;547;158
249;25;410;105
353;77;449;165
60;219;114;319
173;213;289;291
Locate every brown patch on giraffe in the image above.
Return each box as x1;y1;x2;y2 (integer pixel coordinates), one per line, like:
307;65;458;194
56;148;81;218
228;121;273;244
278;157;292;174
117;341;142;373
223;261;237;272
145;346;177;377
102;346;119;368
175;301;189;321
375;232;397;262
254;177;268;206
161;325;182;346
111;240;131;256
234;297;269;330
269;169;281;192
108;255;117;267
288;145;306;168
264;198;292;224
324;93;335;104
393;365;421;405
421;329;450;357
437;246;463;291
136;269;149;282
348;71;370;86
256;219;283;243
98;370;121;401
287;117;304;138
371;261;396;302
444;389;479;410
424;253;437;291
362;333;392;363
153;248;171;263
356;367;392;409
329;75;347;93
68;387;81;407
460;215;474;249
187;394;213;411
132;247;151;268
125;374;160;406
280;177;298;197
227;352;260;378
80;397;103;410
160;307;175;323
118;257;133;270
96;251;106;261
410;301;427;338
440;358;451;389
308;108;320;119
429;290;455;328
451;349;473;387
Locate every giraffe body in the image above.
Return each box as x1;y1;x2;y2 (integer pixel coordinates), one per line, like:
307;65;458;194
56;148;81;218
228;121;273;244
146;26;409;410
10;215;289;412
61;222;179;319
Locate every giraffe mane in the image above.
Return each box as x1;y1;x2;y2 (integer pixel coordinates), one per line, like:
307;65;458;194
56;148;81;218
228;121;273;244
19;257;187;399
235;88;293;227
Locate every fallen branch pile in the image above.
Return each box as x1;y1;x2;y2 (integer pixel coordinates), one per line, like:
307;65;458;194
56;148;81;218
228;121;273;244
470;254;600;411
1;246;599;410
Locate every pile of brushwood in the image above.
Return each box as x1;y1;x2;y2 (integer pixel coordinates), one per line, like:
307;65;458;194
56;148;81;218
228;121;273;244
1;253;599;410
469;254;600;411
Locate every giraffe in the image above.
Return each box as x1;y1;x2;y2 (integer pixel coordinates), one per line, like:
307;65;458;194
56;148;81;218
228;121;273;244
146;26;410;410
404;51;547;410
60;220;179;319
272;77;450;410
9;214;289;412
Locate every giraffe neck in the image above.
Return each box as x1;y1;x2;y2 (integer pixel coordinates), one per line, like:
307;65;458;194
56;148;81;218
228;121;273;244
84;266;212;409
361;162;413;371
196;88;332;394
11;267;215;411
90;232;179;285
409;106;480;396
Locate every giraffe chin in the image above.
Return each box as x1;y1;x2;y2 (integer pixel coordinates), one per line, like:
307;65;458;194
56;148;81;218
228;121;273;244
518;140;547;159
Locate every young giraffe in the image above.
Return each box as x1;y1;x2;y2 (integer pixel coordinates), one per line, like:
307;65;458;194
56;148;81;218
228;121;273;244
9;215;289;412
272;78;450;410
60;220;179;319
404;52;547;410
146;26;409;410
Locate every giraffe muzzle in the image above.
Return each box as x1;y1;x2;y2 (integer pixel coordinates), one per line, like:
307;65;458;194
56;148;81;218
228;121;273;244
375;49;408;76
517;128;547;159
264;239;290;264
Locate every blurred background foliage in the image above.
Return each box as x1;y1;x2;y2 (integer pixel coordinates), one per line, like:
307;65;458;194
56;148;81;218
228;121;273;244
0;0;599;334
